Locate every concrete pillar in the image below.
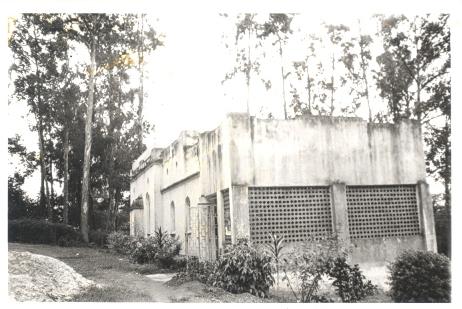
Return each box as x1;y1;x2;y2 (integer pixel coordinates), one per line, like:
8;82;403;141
417;181;437;252
230;185;250;243
216;190;225;254
330;182;351;248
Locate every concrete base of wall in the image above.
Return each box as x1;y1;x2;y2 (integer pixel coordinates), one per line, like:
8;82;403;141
350;235;425;265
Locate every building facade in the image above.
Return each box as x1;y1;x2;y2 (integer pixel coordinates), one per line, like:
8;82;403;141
129;113;436;265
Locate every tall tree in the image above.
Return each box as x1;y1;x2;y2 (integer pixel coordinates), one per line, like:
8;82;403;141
223;13;262;114
9;14;69;221
324;24;350;116
259;14;294;119
291;34;325;116
375;14;451;253
340;28;374;121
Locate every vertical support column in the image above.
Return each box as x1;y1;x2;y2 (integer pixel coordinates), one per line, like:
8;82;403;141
230;185;250;243
216;190;225;254
417;180;437;252
330;182;351;249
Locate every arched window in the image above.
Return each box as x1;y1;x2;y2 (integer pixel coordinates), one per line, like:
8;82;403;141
185;197;191;232
170;201;176;232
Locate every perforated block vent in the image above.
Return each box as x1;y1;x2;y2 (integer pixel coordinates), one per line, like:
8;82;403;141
249;186;332;244
346;185;421;239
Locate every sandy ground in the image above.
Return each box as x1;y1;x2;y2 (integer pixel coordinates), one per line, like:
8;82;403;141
8;250;96;301
8;243;389;302
8;243;267;302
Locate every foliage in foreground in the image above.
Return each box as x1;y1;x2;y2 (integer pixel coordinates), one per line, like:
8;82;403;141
388;250;450;303
171;256;215;286
212;239;274;298
107;227;181;268
8;219;82;246
327;257;377;302
282;234;376;303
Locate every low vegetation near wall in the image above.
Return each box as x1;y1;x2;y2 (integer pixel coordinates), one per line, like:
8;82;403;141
173;234;378;302
388;250;451;302
107;228;181;268
8;219;82;246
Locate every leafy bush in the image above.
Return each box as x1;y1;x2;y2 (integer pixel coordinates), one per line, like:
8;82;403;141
8;219;82;246
151;227;181;268
212;238;274;298
327;257;377;302
114;227;181;267
129;236;158;264
107;231;133;255
282;234;346;302
172;256;215;285
89;229;109;247
388;250;450;303
282;234;375;303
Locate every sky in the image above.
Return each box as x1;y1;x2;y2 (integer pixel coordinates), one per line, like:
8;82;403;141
5;1;462;199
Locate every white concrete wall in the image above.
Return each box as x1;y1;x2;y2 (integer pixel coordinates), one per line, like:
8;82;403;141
160;177;200;254
227;114;426;186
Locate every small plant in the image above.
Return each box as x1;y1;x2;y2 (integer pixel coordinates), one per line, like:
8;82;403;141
107;231;132;255
265;232;286;289
171;256;215;285
388;250;450;303
212;238;274;298
327;257;377;302
282;234;345;302
153;227;181;268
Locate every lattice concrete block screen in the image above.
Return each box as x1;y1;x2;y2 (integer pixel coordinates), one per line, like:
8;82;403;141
249;186;333;244
346;185;420;239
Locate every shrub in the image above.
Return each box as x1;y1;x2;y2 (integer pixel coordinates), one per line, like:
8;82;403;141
212;238;274;298
107;231;132;255
327;257;377;302
89;229;109;247
129;236;158;264
282;234;346;302
152;227;181;268
172;256;215;285
388;250;451;303
126;228;181;267
282;234;375;303
8;219;82;246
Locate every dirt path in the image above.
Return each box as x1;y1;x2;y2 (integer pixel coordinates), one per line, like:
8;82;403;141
8;243;265;302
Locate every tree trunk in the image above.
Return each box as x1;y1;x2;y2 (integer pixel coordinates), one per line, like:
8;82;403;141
137;14;145;149
330;53;335;116
105;139;117;232
279;40;287;120
306;66;312;115
246;29;251;115
37;117;52;220
63;126;69;224
38;120;46;215
416;82;422;122
81;35;96;243
49;157;54;209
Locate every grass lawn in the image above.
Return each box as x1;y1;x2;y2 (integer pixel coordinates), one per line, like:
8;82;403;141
8;243;265;302
8;242;391;302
